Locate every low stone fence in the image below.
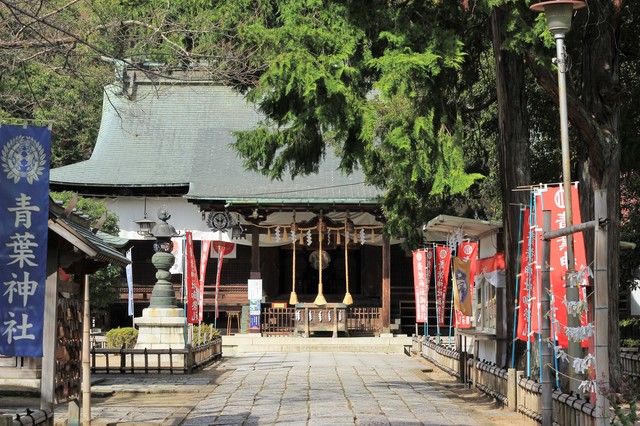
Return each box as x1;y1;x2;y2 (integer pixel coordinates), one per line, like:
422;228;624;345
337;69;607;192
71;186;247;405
91;337;222;374
415;335;596;425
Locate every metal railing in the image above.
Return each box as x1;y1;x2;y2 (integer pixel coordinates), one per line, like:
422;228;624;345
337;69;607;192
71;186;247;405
90;337;222;374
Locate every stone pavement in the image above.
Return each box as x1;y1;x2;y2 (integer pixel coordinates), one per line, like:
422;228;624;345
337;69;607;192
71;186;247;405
40;352;519;425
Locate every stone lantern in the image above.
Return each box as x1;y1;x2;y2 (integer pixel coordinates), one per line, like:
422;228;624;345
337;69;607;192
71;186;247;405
148;207;180;308
134;207;186;350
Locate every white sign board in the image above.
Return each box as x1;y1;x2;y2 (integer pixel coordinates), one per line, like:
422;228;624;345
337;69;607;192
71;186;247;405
248;279;263;301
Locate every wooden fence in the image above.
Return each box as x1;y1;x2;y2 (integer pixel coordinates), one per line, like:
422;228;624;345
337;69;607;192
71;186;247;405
517;376;596;425
475;359;509;404
90;337;222;374
621;350;640;379
421;336;460;378
416;335;596;425
260;307;382;336
1;409;52;425
261;308;296;336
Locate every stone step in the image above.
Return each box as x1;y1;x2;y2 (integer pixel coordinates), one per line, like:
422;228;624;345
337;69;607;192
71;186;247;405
221;334;412;355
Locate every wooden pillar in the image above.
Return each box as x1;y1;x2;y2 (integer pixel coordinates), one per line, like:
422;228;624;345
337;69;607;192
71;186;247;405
593;189;609;425
541;211;552;426
82;275;91;425
382;234;390;331
250;225;261;279
41;246;58;420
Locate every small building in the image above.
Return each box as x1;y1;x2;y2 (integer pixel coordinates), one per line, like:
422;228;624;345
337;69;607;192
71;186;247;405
0;198;129;397
422;214;506;367
50;69;423;335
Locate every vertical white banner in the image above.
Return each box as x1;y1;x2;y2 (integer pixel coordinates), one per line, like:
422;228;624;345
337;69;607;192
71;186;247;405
126;248;133;316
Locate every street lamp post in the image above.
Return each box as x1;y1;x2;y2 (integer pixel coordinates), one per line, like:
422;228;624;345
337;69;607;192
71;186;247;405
531;0;586;398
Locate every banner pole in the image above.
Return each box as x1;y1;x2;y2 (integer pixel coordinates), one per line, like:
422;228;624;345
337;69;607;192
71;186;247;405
449;245;455;345
512;206;525;369
435;245;441;345
182;234;187;346
526;191;535;377
424;247;431;337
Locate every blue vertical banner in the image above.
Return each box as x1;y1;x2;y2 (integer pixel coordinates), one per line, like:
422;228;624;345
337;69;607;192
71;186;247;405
248;279;262;331
0;124;51;357
126;248;134;317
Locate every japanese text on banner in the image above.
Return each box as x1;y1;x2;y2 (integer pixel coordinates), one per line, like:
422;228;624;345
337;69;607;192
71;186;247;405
0;125;51;357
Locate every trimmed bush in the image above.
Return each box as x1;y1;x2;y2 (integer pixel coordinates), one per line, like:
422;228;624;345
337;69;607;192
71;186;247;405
105;327;138;348
192;323;220;346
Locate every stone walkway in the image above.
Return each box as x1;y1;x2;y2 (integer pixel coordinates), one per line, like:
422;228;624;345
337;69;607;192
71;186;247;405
45;352;518;425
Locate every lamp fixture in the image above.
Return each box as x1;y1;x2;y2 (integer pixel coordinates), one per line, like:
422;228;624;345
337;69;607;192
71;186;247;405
345;211;355;235
149;206;180;253
530;1;586;36
230;213;245;239
134;197;156;238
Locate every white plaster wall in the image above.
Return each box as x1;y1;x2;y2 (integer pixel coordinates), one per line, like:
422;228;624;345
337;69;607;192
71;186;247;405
478;232;499;259
631;283;640;316
477;340;497;363
105;196;220;241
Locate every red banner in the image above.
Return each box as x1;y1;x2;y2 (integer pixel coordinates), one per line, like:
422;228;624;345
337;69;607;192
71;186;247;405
213;241;233;319
517;184;589;348
199;240;211;322
185;232;200;324
435;246;451;326
425;248;433;322
413;250;427;322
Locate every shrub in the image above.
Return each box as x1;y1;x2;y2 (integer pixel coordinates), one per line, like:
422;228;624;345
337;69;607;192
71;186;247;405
105;327;138;348
192;323;220;346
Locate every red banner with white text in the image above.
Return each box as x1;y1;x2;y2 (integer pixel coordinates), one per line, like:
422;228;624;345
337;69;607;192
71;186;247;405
435;246;451;326
413;250;428;323
516;184;589;348
185;232;200;324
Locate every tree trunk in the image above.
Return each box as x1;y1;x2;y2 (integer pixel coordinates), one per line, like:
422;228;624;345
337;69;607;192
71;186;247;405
578;0;623;388
491;5;531;368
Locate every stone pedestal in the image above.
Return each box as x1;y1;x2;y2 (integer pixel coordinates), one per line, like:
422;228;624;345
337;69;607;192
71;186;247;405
134;307;185;349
